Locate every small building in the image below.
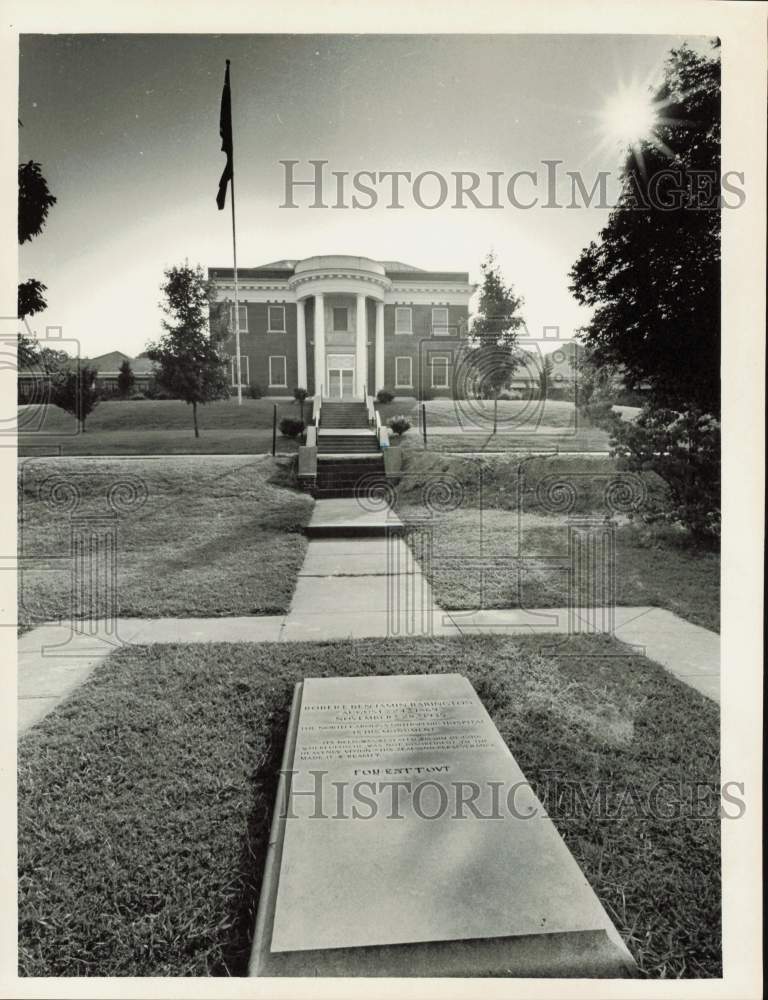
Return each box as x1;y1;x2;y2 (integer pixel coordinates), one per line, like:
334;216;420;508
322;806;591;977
17;349;155;403
82;351;155;389
208;255;476;398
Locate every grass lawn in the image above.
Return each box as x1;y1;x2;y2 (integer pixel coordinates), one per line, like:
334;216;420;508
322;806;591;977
18;399;306;457
18;456;311;626
18;397;607;456
395;453;720;632
376;396;580;429
398;426;611;453
18;635;720;978
376;399;611;453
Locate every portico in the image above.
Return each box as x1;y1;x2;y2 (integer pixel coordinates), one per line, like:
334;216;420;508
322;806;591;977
291;257;387;398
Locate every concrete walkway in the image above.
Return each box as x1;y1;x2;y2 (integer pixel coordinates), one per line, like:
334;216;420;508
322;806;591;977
18;604;719;737
17;499;720;736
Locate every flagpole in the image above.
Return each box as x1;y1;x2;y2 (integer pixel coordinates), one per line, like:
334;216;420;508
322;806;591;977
228;60;242;406
231;172;242;407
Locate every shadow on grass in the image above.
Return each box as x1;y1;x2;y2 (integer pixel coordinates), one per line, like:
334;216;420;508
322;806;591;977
214;683;293;976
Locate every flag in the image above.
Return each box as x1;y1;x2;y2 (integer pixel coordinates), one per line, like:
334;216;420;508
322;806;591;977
216;60;233;210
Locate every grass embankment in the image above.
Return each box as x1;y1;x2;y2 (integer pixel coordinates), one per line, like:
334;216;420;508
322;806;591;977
396;452;720;632
18;456;311;627
18;635;720;978
19;398;608;456
376;397;579;429
18;399;306;456
376;398;611;452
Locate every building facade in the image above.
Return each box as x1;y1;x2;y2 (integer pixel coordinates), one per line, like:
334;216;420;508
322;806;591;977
208;255;476;398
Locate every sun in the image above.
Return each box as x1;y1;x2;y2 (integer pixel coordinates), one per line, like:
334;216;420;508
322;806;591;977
599;84;658;148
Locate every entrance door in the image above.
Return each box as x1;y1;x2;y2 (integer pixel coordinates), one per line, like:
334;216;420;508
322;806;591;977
327;355;356;398
327;368;355;398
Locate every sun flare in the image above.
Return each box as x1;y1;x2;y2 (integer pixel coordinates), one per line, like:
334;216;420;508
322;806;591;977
599;84;657;148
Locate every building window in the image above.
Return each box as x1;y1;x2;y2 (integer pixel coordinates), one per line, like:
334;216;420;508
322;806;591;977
395;306;412;334
432;307;450;335
269;355;287;387
395;356;412;388
228;302;248;332
230;355;250;387
431;356;449;389
268;305;286;333
332;307;349;331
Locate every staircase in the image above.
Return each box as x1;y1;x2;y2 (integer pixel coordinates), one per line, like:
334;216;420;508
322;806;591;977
319;401;370;429
315;401;385;499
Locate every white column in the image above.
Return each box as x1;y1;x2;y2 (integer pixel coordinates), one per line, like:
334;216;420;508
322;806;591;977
375;300;385;393
313;292;325;396
296;298;307;389
356;293;367;397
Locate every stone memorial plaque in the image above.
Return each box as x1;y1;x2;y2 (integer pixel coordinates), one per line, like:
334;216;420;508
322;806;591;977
250;674;636;977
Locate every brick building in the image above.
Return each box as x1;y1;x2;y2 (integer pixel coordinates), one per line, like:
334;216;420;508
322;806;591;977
208;255;476;398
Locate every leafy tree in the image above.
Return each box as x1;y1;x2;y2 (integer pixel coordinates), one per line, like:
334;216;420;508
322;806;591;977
570;44;720;414
18;161;57;320
51;364;99;432
117;359;135;398
18;278;48;320
146;263;229;437
19;161;57;244
610;406;720;542
17;331;40;369
17;330;69;372
466;253;526;432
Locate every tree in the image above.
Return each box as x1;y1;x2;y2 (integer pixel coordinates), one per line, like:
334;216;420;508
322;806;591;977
466;253;526;432
50;364;99;432
570;44;720;414
17;331;41;369
117;359;135;398
293;386;309;423
538;354;554;399
610;406;720;542
18;278;48;320
18;161;57;319
146;263;229;437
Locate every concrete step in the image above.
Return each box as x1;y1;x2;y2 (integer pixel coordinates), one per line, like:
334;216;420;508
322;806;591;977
316;456;386;500
306;498;404;537
318;436;379;453
321;419;371;429
320;402;370;430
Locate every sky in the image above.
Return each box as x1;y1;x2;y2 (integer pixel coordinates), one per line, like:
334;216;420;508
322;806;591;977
18;33;711;358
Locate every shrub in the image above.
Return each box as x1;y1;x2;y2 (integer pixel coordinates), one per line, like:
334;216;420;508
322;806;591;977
94;384;121;402
292;386;308;422
376;388;394;404
610;405;720;542
144;378;176;400
387;415;411;437
278;417;305;439
50;365;99;431
128;391;147;401
246;382;263;400
117;359;135;398
584;400;620;431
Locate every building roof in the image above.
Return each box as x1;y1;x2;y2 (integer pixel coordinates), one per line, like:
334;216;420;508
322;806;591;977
209;257;469;283
83;351;155;375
